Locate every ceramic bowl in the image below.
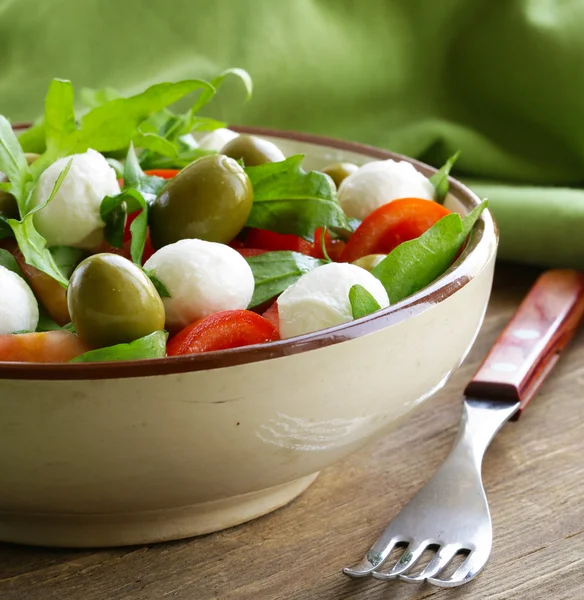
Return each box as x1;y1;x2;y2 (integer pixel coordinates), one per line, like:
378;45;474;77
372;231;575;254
0;128;497;547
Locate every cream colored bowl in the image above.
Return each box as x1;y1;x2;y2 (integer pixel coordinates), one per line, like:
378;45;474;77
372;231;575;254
0;129;497;547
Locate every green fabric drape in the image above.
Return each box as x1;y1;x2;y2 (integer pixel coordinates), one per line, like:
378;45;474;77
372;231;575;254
1;0;583;267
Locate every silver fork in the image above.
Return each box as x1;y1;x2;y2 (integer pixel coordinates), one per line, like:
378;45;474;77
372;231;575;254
344;269;584;587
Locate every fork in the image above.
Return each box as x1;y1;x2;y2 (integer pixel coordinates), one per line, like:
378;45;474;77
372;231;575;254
344;269;584;587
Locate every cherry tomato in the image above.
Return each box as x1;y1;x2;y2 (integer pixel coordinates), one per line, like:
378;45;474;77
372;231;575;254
245;228;314;255
0;331;90;363
261;302;279;331
340;198;451;263
143;169;180;179
167;310;279;356
312;227;346;261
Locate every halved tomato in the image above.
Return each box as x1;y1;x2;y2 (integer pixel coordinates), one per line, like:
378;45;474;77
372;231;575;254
0;331;90;363
167;310;279;356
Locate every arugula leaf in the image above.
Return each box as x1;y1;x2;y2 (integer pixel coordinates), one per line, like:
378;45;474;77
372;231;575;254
80;86;122;109
100;188;148;263
122;144;166;202
69;331;168;363
36;79;215;172
372;200;488;304
430;151;461;204
50;246;85;279
36;309;75;333
245;251;326;308
143;269;171;298
133;129;178;157
349;284;381;319
192;67;253;114
0;115;33;208
0;248;23;277
17;121;46;154
7;160;73;287
139;148;214;170
245;155;350;240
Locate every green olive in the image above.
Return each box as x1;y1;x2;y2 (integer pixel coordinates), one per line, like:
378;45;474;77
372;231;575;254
68;253;165;348
220;134;285;166
149;154;253;249
353;254;387;272
321;162;359;188
0;153;40;218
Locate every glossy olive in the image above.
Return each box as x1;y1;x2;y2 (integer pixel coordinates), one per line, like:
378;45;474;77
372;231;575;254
220;134;285;166
67;253;165;348
353;254;386;272
0;153;40;218
321;162;359;188
149;154;253;248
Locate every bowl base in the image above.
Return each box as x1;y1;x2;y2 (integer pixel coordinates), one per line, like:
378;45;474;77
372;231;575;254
0;472;319;548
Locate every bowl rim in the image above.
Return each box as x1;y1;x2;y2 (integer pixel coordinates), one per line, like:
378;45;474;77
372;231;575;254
1;125;497;380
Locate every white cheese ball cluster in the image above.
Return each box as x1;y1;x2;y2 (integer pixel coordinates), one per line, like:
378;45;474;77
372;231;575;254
338;159;435;220
144;238;255;332
277;262;389;339
32;149;120;250
0;266;39;334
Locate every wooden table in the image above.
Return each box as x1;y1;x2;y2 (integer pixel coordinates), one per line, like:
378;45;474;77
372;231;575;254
1;264;583;600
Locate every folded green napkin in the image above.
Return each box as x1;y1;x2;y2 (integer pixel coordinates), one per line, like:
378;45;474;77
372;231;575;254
1;0;583;268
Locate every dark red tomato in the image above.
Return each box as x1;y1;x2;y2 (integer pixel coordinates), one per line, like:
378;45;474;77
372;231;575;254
167;310;279;356
312;227;346;261
261;302;279;331
340;198;451;263
245;228;314;255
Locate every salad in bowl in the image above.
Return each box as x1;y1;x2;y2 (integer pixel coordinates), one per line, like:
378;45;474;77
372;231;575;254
0;69;485;364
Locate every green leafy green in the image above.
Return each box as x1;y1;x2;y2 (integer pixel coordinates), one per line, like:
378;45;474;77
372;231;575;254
245;251;326;308
245;155;350;240
80;86;122;109
372;200;488;303
143;269;171;298
35;78;216;173
430;151;461;204
7;160;73;287
349;284;382;320
35;309;75;333
0;115;33;208
122;144;167;202
50;246;85;279
69;331;168;363
100;188;148;263
0;248;23;277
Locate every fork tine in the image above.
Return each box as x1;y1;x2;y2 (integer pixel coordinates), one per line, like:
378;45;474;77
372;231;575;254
371;541;428;580
399;544;459;583
427;548;489;588
343;539;400;577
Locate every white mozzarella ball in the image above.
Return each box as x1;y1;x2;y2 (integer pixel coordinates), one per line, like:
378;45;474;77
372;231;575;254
198;128;239;151
277;262;389;339
32;149;121;250
143;238;254;331
0;266;39;334
338;159;435;220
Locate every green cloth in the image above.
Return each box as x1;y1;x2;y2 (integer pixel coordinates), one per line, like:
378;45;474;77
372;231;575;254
1;0;583;268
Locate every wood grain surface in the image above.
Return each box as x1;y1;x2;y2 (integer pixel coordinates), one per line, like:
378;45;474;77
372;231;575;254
1;263;583;600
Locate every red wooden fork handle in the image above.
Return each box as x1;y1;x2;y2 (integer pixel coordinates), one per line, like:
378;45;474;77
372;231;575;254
464;269;584;419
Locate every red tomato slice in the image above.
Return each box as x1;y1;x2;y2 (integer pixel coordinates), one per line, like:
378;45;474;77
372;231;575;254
167;310;279;356
0;331;90;363
261;302;279;331
340;198;451;263
312;227;346;261
245;228;314;255
143;169;180;179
